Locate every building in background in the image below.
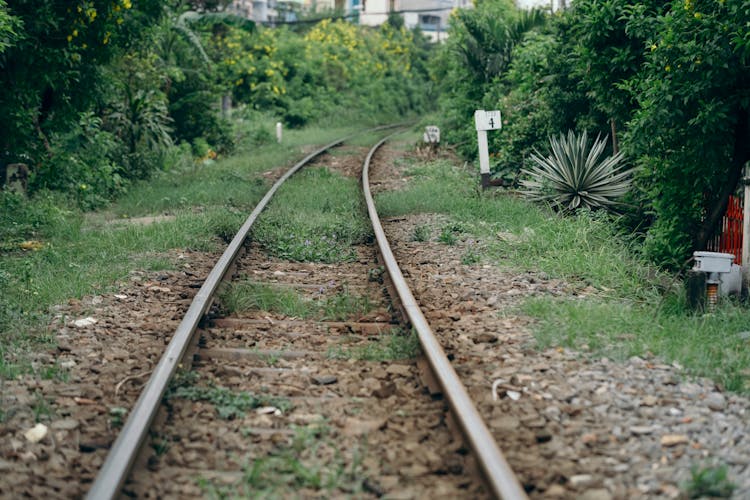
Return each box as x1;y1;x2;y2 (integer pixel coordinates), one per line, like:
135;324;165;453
515;0;566;11
229;0;472;39
359;0;469;42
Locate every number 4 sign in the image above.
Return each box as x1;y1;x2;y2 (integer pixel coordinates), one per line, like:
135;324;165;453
474;110;502;188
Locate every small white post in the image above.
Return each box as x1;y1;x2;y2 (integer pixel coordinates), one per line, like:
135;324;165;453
474;110;502;189
276;122;282;143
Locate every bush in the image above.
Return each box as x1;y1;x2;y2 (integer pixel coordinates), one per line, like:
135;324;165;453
30;112;127;209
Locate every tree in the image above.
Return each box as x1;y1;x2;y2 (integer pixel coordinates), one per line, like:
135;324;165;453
624;0;750;264
0;0;163;165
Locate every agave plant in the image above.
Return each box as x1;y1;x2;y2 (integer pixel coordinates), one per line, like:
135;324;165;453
520;130;632;211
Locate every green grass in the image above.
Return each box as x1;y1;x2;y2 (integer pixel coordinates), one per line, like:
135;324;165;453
0;124;365;385
684;463;736;498
168;383;292;420
251;167;372;263
375;157;750;394
328;329;420;361
220;281;374;321
410;224;431;242
200;423;366;498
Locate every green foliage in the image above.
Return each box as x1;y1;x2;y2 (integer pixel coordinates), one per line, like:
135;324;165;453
201;423;366;497
410;224;431;242
205;19;430;128
0;0;163;165
328;330;420;361
169;383;291;420
624;1;750;265
432;0;546;157
0;0;21;54
435;0;750;265
684;463;736;499
520;130;632;211
31;112;126;209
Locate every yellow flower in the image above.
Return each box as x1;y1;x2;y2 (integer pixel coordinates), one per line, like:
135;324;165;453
665;65;671;72
73;29;78;37
694;12;702;19
67;35;72;42
116;17;123;24
650;43;657;51
122;0;132;9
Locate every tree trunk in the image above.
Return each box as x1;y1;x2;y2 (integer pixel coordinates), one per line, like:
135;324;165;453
610;118;619;155
695;106;750;251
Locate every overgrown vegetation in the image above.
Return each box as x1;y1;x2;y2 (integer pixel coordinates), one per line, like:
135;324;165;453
0;125;349;383
433;0;750;266
251;167;372;263
377;156;750;393
1;1;431;208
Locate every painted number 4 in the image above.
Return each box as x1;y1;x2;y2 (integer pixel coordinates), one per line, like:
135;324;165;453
474;110;501;131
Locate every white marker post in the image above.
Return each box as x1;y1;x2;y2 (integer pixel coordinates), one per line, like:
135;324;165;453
276;122;282;143
474;110;502;188
423;125;440;144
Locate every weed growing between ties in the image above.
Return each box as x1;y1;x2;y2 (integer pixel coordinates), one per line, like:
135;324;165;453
328;329;420;361
251;167;372;263
168;382;291;420
683;463;736;498
375;156;750;394
411;224;431;242
220;281;374;321
199;423;368;497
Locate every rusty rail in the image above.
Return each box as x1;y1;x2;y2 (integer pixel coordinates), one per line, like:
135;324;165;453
362;134;527;500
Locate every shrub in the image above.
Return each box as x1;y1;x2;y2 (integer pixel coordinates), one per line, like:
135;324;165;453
520;130;632;212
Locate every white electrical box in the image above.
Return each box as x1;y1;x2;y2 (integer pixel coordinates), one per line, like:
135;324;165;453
693;251;735;274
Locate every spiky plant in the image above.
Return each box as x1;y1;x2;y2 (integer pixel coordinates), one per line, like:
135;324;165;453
520;130;632;211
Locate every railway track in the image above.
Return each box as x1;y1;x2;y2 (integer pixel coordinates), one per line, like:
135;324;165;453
86;128;525;499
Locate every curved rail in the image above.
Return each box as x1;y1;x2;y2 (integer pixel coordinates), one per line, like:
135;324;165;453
362;135;527;500
86;126;399;500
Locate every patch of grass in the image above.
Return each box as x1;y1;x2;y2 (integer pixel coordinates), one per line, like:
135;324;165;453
109;406;128;429
461;249;481;265
328;329;420;361
201;423;366;497
411;224;431;242
32;392;54;422
523;297;750;392
168;383;292;419
684;463;736;498
220;281;374;321
438;225;458;245
251;167;371;263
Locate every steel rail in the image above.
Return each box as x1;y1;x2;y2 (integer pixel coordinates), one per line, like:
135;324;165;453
86;125;400;500
362;135;528;500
